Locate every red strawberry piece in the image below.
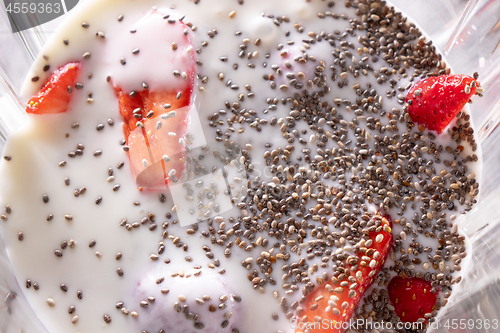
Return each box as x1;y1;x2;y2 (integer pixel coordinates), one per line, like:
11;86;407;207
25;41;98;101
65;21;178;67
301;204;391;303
26;62;81;114
116;89;193;189
114;16;195;189
406;74;478;133
295;213;393;333
388;276;437;323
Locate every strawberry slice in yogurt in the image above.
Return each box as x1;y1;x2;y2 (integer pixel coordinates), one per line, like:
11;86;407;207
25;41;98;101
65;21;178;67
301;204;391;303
295;213;393;333
109;10;196;189
25;62;81;114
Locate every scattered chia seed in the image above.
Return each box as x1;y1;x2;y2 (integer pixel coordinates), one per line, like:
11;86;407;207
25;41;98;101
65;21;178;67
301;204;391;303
47;298;55;307
1;2;481;332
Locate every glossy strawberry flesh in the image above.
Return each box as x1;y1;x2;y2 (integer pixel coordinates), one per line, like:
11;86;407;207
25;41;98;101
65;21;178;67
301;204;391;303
26;62;81;114
406;74;477;133
295;213;393;333
116;88;193;141
114;16;195;189
388;276;437;323
116;88;193;189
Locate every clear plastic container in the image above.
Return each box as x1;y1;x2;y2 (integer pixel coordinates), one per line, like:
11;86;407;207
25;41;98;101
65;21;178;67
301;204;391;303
1;0;500;332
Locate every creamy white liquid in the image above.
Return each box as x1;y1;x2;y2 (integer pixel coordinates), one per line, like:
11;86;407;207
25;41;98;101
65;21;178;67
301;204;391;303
0;0;482;332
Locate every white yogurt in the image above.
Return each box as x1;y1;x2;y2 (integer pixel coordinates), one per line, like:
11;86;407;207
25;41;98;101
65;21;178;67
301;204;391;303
0;0;482;332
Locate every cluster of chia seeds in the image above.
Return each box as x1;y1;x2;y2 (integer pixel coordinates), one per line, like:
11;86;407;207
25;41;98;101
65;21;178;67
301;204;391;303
182;0;478;331
4;0;481;332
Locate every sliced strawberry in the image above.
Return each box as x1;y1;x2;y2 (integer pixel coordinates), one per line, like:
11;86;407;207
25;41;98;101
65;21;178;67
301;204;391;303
114;15;195;189
117;89;193;189
26;62;81;114
388;276;437;323
295;213;393;333
116;89;192;142
406;74;478;133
